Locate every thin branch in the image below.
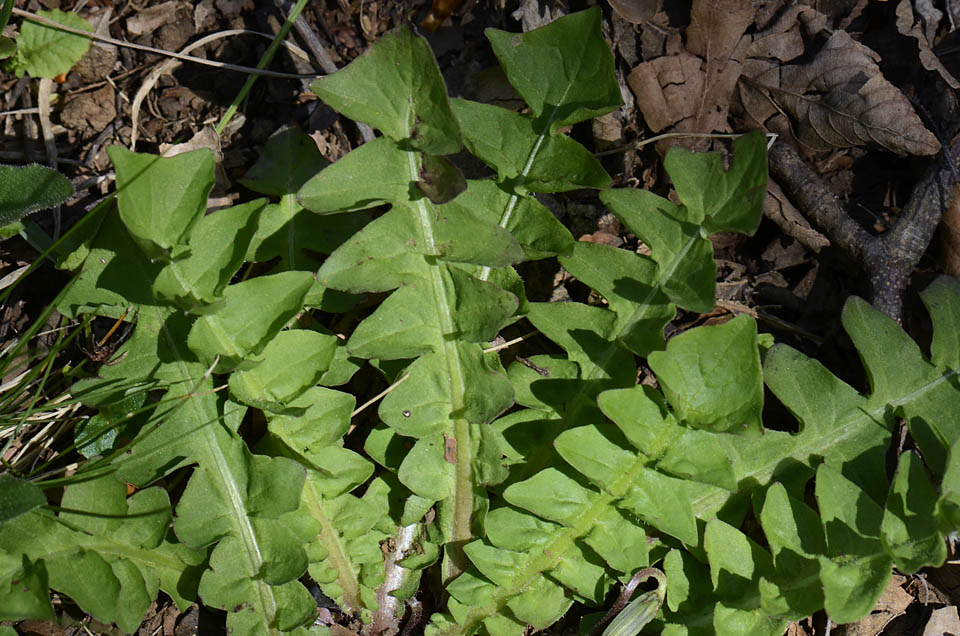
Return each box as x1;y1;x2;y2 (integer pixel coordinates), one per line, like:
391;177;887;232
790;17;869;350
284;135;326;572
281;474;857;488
768;138;960;320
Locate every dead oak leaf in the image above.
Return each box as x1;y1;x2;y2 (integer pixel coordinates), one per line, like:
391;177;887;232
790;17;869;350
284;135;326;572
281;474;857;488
629;0;754;148
744;30;940;156
628;50;706;133
895;0;960;90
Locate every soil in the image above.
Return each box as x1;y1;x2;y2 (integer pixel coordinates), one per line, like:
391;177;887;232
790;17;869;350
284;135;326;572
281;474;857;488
2;0;960;635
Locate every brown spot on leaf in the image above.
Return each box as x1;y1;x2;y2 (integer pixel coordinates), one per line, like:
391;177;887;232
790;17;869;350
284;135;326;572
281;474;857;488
444;434;457;464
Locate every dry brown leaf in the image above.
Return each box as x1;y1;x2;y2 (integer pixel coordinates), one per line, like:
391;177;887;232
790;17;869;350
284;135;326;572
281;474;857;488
784;621;813;636
630;0;755;148
126;1;185;36
685;0;755;62
607;0;661;24
764;179;830;253
750;30;940;156
628;51;705;133
746;5;813;63
835;574;913;636
922;606;960;636
639;11;674;60
895;0;960;89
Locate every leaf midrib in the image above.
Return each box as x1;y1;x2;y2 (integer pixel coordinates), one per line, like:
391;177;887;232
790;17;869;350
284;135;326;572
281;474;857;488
159;306;279;628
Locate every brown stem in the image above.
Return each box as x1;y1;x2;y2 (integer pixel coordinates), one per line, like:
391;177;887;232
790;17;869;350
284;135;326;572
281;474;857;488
768;139;960;320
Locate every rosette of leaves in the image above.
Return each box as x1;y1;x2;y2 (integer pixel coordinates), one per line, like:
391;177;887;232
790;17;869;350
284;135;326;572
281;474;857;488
296;8;622;587
31;134;375;633
433;274;960;636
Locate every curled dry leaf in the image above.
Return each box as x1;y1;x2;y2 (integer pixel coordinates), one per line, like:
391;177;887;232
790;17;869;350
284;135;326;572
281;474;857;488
743;30;940;156
763;179;830;253
894;0;960;90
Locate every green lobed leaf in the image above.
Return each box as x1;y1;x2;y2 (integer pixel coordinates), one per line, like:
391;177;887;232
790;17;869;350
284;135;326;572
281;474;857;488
298;475;389;616
525;301;635;387
439;179;573;260
843;283;960;477
0;555;54;620
939;437;960;530
298;137;413;213
598;385;738;490
664;130;767;234
758;483;825;619
12;9;91;78
0;164;73;224
814;463;892;623
648;316;763;434
229;329;339;410
0;474;202;632
559;240;675;357
600;188;715;313
316;204;521;294
881;451;946;572
486;7;620;133
56;209;164;318
703;519;774;597
187;270;314;372
309;26;461;155
108;146;215;260
452;99;611;192
153;198;265;306
922;275;960;369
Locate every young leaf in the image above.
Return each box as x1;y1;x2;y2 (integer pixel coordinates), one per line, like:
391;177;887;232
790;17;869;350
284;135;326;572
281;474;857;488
12;9;91;78
446;7;618;273
418;153;467;204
